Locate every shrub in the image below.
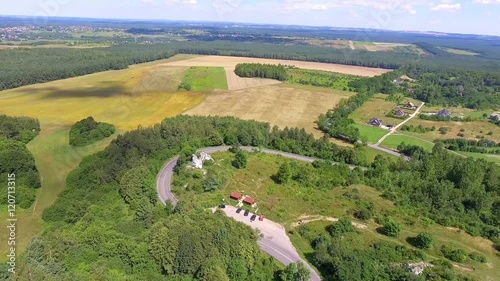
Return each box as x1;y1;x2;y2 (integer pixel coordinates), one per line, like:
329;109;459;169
441;246;467;263
328;217;355;238
354;209;372;221
439;127;448;135
412;232;433;249
232;151;247;169
383;219;402;237
468;252;487;263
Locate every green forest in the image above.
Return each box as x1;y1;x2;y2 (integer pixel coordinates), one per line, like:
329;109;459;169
7;115;496;280
69;116;115;147
0;115;41;209
14;115;366;280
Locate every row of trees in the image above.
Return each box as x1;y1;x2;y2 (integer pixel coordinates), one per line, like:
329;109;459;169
419;114;475;122
316;72;403;143
439;138;500;154
400;124;435;133
69;116;115;147
234;63;288;81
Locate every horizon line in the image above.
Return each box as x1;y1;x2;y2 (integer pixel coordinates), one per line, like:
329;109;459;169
1;14;499;38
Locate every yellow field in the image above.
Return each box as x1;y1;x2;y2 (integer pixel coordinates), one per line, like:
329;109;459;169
0;55;206;257
0;55;206;130
186;84;352;138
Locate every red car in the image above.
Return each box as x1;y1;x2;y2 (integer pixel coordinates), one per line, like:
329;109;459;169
259;215;265;221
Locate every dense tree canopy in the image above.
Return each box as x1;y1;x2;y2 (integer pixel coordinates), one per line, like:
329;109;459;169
0;115;41;209
0;114;40;144
69;116;115;147
234;63;288;81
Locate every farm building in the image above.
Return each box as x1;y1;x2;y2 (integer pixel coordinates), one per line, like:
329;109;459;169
404;102;416;109
243;196;255;205
230;192;242;200
395;109;406;117
393;75;415;86
490;112;500;121
436;109;451;117
368;118;382;127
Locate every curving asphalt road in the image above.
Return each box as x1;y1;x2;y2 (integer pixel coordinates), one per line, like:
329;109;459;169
156;145;372;281
156;146;365;205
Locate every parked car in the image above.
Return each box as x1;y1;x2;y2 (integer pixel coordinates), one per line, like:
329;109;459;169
244;210;250;216
219;204;226;209
236;208;242;213
259;215;265;221
250;214;257;222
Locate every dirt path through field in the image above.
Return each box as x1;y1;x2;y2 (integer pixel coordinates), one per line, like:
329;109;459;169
292;215;368;229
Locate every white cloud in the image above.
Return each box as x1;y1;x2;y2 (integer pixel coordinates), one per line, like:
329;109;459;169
474;0;500;3
281;0;426;14
165;0;198;5
431;3;461;11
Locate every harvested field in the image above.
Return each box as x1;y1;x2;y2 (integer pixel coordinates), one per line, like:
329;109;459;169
186;84;351;137
161;55;392;80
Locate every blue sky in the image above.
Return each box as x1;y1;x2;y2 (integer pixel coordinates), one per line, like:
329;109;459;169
2;0;500;35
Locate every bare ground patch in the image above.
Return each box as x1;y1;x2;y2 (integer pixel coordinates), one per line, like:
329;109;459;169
185;84;348;136
161;55;392;77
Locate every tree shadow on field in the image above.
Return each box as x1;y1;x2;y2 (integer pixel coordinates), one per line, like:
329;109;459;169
37;83;129;99
406;236;418;248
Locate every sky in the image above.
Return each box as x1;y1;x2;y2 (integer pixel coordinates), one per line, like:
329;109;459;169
1;0;500;36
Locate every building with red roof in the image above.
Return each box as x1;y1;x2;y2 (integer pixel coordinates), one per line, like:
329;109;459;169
243;196;255;205
230;192;242;200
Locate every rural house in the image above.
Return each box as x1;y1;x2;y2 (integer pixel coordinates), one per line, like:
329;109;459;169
395;109;406;117
393;75;415;86
368;118;382;127
230;192;242;200
404;102;416;109
490;112;500;121
436;109;451;117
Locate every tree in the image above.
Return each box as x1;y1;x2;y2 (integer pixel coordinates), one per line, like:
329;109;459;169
232;151;247;169
202;174;222;192
276;162;293;184
383;219;402;237
328;217;355;238
279;262;310;281
413;232;433;249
